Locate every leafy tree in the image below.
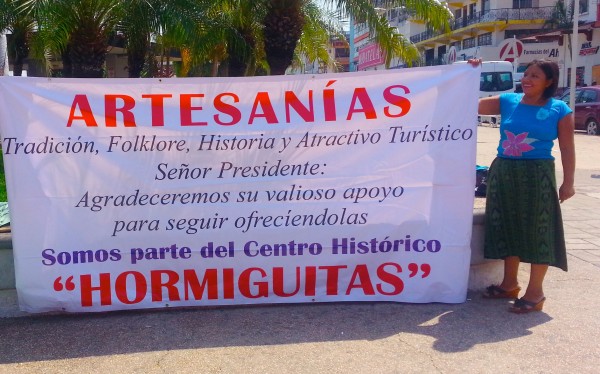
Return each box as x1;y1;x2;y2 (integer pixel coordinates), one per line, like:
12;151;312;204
291;2;347;73
14;0;124;77
544;0;571;30
0;0;36;76
2;0;452;78
260;0;451;74
119;0;210;78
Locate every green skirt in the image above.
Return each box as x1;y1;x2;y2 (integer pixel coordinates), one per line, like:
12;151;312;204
484;157;568;271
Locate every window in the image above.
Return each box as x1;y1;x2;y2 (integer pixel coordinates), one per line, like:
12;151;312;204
335;48;349;58
506;29;536;39
560;91;575;104
463;37;475;49
478;33;492;46
499;73;514;91
513;0;532;8
581;89;597;103
450;41;461;51
579;0;589;14
480;72;514;92
482;0;491;13
469;3;476;17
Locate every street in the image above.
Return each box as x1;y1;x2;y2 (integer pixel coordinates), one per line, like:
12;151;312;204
0;127;599;374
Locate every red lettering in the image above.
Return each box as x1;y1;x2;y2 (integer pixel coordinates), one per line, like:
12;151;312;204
383;85;411;118
304;266;317;296
249;92;277;124
323;80;337;121
376;262;404;295
105;94;137;127
319;265;347;295
222;268;235;299
213;93;241;126
272;267;301;297
67;94;98;127
345;264;375;295
183;269;219;300
151;270;180;302
142;93;172;126
115;271;146;304
80;273;112;307
285;91;314;123
239;268;268;298
347;88;376;120
180;93;207;126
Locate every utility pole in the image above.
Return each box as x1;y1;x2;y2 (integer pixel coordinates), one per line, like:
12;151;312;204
569;0;580;109
349;14;355;72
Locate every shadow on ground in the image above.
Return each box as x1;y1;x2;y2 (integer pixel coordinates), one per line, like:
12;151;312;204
0;291;551;364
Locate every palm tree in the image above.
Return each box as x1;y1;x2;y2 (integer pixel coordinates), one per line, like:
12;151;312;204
9;0;242;78
119;0;155;78
59;0;123;77
15;0;123;78
260;0;452;74
119;0;210;78
158;0;452;77
173;1;265;77
0;0;36;76
543;0;571;30
291;2;347;73
220;1;266;77
4;0;451;78
262;0;305;75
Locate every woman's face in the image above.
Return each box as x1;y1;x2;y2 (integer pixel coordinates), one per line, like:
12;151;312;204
521;64;552;97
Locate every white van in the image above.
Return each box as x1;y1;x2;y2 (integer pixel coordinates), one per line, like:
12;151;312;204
455;60;515;125
479;61;514;97
479;61;515;125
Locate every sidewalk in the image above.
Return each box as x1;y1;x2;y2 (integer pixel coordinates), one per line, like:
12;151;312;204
0;127;599;373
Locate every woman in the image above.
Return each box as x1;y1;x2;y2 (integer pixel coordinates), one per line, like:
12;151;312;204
471;59;576;313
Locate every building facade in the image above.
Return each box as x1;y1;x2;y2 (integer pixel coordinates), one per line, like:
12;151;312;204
352;0;600;87
289;34;350;75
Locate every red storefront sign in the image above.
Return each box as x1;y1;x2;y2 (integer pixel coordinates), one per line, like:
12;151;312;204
358;44;385;70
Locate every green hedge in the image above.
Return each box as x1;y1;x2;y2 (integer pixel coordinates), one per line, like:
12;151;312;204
0;152;6;202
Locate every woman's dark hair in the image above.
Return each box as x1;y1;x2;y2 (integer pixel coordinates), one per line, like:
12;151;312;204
526;59;560;98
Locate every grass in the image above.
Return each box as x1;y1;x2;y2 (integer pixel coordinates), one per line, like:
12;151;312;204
0;152;6;201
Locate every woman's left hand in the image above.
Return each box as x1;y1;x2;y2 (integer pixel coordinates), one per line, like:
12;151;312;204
559;184;575;203
467;58;482;67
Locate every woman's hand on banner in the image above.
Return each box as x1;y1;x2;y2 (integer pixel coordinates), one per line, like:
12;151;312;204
468;58;482;67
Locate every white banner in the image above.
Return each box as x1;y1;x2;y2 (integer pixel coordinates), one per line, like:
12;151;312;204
0;64;479;313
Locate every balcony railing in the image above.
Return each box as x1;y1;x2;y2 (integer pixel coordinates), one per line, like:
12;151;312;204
410;7;556;44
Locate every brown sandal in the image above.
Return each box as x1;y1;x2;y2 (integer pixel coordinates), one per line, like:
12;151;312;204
509;297;546;314
482;285;521;299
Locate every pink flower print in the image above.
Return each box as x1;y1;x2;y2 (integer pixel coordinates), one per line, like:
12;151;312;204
502;130;534;157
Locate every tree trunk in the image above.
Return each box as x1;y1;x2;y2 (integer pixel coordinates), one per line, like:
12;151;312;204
227;53;247;77
0;33;8;76
226;27;255;77
263;0;304;75
61;46;73;78
211;59;220;77
69;25;108;78
7;29;29;76
127;43;148;78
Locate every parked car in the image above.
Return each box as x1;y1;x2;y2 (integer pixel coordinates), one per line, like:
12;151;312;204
559;86;600;135
554;87;569;98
